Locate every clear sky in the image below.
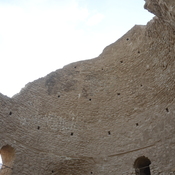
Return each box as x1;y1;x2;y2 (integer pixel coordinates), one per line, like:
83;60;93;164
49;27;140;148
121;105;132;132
0;0;154;97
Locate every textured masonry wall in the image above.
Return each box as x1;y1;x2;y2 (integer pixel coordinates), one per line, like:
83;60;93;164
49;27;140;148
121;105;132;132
1;0;175;174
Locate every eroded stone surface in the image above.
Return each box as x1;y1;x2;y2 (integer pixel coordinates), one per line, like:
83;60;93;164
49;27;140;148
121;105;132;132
1;0;175;174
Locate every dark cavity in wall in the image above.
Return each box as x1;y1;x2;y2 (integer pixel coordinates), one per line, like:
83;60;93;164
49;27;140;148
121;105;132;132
0;145;15;172
166;108;169;113
134;156;151;175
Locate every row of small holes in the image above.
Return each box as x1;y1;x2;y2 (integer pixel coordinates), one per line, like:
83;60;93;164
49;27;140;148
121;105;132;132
38;118;170;130
23;108;172;131
36;108;170;130
57;91;158;99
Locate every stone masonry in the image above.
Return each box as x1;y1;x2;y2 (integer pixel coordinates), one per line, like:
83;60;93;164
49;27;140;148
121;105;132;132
1;0;175;174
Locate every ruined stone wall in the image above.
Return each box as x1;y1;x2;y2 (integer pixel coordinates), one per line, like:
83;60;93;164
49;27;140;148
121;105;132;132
1;0;175;174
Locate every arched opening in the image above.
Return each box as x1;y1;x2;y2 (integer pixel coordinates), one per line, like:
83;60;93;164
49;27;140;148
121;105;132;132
0;145;15;175
134;156;151;175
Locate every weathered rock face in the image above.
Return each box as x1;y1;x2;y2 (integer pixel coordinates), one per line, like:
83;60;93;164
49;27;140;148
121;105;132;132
1;0;175;174
144;0;175;28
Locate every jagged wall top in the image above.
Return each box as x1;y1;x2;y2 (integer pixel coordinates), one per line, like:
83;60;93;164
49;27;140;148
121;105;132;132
144;0;175;28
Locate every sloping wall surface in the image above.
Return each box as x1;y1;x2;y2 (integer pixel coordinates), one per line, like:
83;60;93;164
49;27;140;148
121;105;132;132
1;0;175;174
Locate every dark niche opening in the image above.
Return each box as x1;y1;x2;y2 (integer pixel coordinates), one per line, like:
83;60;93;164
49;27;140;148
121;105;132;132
134;156;151;175
166;108;169;113
0;145;15;174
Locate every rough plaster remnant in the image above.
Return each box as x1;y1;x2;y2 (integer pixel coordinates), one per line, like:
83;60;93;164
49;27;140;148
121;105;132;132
1;0;175;174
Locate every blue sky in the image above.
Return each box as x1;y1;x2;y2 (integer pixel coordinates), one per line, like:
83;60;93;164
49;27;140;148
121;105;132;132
0;0;154;97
